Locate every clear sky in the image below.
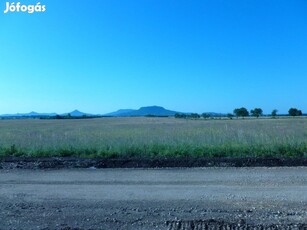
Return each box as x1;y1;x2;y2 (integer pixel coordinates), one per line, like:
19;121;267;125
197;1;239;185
0;0;306;114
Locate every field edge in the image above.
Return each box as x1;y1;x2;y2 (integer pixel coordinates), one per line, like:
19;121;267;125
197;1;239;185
1;156;307;169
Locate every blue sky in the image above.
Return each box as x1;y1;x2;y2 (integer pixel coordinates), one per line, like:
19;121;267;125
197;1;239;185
0;0;306;114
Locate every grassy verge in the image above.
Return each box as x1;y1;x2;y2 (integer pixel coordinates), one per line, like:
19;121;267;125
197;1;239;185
0;143;307;158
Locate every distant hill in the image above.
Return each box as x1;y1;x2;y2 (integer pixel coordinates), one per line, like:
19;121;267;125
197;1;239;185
0;107;227;118
0;111;57;117
0;110;92;118
104;109;135;117
61;110;93;117
105;106;179;117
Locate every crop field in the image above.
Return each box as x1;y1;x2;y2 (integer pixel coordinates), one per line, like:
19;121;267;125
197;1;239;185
0;117;306;158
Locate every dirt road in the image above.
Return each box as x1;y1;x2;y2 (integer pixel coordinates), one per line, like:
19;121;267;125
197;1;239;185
0;167;306;229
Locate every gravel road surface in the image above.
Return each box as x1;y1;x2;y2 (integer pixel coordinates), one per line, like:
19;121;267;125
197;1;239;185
0;167;306;229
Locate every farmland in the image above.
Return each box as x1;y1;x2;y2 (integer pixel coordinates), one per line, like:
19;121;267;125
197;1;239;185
0;117;306;158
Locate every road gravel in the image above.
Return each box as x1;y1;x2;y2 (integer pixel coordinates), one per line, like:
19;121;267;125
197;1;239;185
0;167;306;229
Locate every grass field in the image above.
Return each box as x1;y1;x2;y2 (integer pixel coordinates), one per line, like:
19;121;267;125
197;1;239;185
0;117;306;158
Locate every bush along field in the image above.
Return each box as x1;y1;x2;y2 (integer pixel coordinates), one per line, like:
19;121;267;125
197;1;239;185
0;117;306;158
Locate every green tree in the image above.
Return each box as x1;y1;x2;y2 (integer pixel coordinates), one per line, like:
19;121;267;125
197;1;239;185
250;108;263;118
288;108;302;117
175;113;186;118
202;113;211;119
233;107;249;118
271;109;278;118
190;113;200;119
227;113;234;119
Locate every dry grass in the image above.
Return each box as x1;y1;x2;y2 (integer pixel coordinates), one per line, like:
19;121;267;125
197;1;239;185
0;117;306;157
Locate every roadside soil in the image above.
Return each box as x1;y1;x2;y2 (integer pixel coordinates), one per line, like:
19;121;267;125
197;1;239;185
0;167;306;229
1;157;307;169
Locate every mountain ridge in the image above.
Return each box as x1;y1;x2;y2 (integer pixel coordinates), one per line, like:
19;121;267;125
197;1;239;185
104;106;179;117
60;110;93;117
0;106;225;118
0;110;91;117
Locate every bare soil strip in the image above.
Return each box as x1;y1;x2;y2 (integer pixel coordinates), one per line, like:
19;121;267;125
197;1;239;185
1;157;307;169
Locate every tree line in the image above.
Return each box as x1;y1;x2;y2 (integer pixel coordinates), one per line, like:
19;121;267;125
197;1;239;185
175;107;303;119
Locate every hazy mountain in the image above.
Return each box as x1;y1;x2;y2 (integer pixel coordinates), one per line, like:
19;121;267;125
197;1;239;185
0;111;57;117
61;110;93;117
105;106;179;117
104;109;136;116
0;110;95;118
0;107;226;118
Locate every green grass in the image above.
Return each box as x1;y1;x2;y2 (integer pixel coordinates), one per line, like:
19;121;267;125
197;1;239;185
0;117;306;158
